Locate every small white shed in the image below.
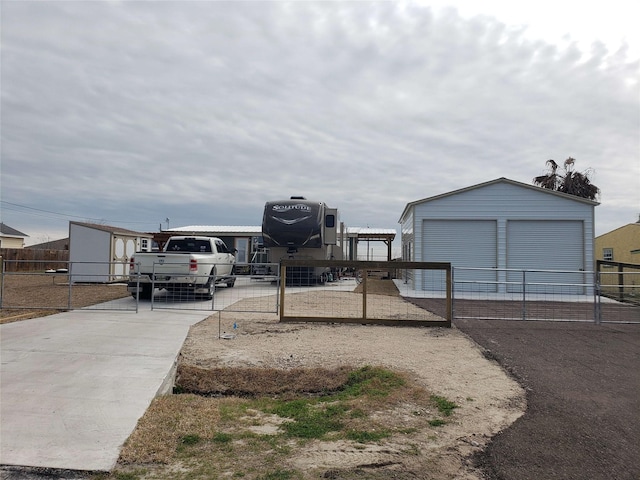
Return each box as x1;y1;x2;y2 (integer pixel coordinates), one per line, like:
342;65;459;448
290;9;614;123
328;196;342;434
69;222;154;282
399;178;598;294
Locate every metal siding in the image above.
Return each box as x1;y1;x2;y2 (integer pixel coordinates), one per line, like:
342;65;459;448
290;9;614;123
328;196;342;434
407;180;595;293
422;220;497;291
507;220;585;293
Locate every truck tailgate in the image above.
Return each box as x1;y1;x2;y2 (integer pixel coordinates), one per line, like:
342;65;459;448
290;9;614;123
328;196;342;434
141;254;194;275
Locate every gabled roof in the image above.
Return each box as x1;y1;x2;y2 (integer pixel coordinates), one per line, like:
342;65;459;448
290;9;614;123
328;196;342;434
69;221;152;237
0;222;29;238
399;177;599;223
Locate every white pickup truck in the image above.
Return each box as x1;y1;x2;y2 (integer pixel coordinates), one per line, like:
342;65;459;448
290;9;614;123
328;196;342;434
127;236;236;300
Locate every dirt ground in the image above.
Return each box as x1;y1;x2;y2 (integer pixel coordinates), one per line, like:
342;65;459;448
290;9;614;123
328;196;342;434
0;273;129;324
172;290;526;479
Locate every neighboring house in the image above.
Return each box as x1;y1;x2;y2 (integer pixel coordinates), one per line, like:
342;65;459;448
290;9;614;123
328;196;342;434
594;220;640;298
0;223;29;249
399;177;598;294
595;220;640;265
69;222;154;282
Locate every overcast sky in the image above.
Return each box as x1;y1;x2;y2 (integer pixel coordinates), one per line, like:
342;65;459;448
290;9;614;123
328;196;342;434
1;1;638;251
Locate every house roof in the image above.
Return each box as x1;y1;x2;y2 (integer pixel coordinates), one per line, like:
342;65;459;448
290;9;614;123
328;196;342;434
28;237;69;250
0;222;29;238
399;177;599;223
595;221;640;240
166;225;262;235
70;221;152;237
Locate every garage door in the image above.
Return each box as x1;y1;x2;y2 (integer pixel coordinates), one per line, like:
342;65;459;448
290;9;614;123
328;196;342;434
422;220;497;292
507;220;585;294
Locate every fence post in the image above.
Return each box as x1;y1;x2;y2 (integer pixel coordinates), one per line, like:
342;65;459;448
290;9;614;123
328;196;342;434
617;264;624;302
522;270;527;321
362;269;368;321
67;261;73;310
447;265;453;323
594;271;601;325
0;255;3;309
279;263;286;320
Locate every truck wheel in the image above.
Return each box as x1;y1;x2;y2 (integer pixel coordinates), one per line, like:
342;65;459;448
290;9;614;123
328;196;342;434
226;266;236;287
203;268;216;300
138;284;153;300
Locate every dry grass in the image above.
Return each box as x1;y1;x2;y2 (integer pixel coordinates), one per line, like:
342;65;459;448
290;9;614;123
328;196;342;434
176;365;353;396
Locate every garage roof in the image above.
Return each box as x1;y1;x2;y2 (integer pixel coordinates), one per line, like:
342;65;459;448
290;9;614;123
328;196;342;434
399;177;599;223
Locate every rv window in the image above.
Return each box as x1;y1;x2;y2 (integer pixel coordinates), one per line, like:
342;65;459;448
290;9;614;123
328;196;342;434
325;214;335;228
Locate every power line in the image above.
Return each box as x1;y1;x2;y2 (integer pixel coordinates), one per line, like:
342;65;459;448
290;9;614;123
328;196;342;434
0;200;158;226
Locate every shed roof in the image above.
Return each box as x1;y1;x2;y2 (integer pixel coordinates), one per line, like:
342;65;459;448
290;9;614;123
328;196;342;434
70;221;153;237
0;223;29;238
399;177;599;223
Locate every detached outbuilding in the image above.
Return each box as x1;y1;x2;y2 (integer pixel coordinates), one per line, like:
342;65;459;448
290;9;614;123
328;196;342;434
399;178;598;294
69;222;154;282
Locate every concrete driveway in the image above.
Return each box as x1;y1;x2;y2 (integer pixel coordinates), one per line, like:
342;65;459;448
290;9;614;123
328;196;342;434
0;305;212;472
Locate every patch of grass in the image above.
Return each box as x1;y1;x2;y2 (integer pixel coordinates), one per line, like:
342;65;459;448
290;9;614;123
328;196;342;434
258;469;301;480
340;365;406;399
430;395;458;416
346;429;391;443
213;431;233;443
179;433;201;446
428;419;447;427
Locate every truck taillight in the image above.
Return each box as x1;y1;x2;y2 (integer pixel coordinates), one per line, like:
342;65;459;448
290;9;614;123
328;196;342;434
190;258;198;271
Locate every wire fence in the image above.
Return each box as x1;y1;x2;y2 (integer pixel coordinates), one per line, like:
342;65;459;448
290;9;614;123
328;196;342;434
403;266;639;324
278;259;452;327
143;263;280;313
2;258;638;324
0;260;136;313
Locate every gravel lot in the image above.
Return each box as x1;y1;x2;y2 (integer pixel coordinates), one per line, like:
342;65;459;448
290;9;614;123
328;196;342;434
454;319;640;480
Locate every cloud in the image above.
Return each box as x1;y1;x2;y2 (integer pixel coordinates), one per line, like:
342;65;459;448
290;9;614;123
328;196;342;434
1;1;638;244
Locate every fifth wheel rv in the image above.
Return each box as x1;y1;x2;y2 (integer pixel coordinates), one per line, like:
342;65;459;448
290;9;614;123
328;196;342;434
261;197;342;284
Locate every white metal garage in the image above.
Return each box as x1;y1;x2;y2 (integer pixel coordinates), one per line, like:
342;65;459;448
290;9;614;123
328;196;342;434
399;178;598;295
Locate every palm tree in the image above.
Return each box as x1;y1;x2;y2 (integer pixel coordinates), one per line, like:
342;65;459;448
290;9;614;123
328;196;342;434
533;157;599;200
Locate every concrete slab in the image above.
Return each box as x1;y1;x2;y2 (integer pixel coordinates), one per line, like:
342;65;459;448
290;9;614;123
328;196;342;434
0;307;210;471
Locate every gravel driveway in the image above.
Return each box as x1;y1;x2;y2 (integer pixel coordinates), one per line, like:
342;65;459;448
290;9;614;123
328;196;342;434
453;319;640;480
